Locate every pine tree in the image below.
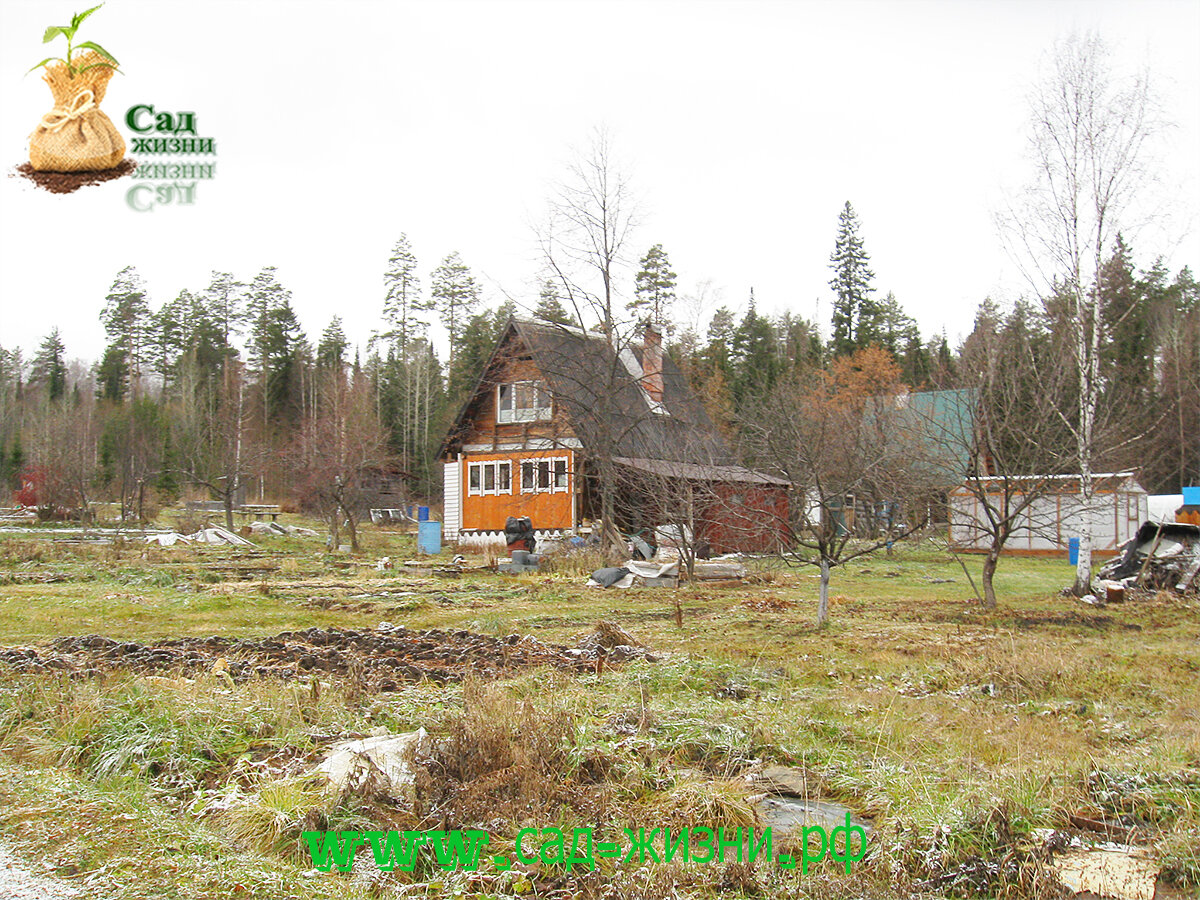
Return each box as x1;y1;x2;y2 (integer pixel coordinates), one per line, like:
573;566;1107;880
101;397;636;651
828;202;878;356
151;291;191;392
431;251;480;366
100;266;152;399
630;243;678;324
29;329;68;401
382;234;426;358
203;271;245;353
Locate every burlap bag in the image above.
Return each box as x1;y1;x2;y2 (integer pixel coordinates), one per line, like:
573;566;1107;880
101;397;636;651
28;52;125;172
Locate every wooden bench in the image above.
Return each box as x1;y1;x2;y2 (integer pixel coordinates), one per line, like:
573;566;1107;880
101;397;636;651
236;505;281;523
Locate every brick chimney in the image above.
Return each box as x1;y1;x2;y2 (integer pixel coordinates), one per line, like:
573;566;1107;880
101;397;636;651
642;323;664;404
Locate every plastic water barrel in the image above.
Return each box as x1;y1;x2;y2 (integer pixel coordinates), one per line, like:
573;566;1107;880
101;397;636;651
1182;486;1200;506
1068;537;1080;565
417;506;430;521
417;521;442;555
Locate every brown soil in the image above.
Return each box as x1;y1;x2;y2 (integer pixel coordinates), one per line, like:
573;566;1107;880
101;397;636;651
14;159;135;194
0;624;656;691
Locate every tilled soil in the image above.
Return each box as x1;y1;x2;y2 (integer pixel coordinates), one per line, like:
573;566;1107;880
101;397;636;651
0;625;655;691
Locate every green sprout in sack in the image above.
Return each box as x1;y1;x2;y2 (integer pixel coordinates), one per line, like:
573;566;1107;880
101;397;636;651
28;4;119;78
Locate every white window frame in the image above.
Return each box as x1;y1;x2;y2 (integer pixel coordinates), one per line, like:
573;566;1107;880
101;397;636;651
520;456;570;494
466;460;512;496
497;380;552;424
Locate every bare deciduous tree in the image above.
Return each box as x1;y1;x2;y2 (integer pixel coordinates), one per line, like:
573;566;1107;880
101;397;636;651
290;368;391;552
176;362;257;530
537;127;639;334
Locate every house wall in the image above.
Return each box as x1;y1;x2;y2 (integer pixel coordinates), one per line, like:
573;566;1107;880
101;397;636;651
449;347;583;535
948;481;1147;556
699;483;790;553
464;355;576;449
459;449;576;532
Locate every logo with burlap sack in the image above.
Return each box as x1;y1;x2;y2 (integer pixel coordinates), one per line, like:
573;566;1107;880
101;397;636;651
18;4;131;193
29;51;125;172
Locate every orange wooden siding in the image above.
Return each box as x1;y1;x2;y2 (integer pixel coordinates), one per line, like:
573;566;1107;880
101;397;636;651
460;449;575;531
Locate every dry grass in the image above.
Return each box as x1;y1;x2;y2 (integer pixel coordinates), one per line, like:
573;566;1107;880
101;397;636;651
0;532;1196;898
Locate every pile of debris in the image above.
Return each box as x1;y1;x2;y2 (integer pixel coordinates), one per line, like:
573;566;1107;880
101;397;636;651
0;624;656;690
144;525;253;547
246;521;318;537
145;522;319;547
1096;522;1200;596
567;621;657;663
585;556;747;588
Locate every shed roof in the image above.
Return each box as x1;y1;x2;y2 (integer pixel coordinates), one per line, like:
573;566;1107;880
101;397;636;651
949;471;1146;496
613;456;791;486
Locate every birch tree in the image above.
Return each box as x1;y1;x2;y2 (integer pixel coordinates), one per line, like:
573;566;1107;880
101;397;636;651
1004;32;1160;594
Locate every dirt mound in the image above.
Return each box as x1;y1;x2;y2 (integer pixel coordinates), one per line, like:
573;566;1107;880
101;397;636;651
0;625;651;691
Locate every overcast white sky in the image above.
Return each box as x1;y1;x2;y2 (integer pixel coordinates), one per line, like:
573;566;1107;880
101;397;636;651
1;0;1198;366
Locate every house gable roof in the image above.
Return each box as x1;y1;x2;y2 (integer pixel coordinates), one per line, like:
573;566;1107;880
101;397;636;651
441;318;732;466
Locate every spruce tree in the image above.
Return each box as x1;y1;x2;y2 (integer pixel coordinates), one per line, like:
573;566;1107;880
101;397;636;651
704;307;736;377
245;267;296;431
534;278;576;326
30;329;68;401
317;317;348;371
96;345;128;402
828;202;877;356
156;430;180;500
431;251;480;366
8;434;24;489
1098;235;1151;400
730;291;781;407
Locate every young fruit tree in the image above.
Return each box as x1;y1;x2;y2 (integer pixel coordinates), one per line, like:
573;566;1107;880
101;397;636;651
912;301;1078;608
744;347;935;625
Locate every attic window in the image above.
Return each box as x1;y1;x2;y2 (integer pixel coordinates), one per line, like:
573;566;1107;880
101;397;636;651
497;381;551;424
